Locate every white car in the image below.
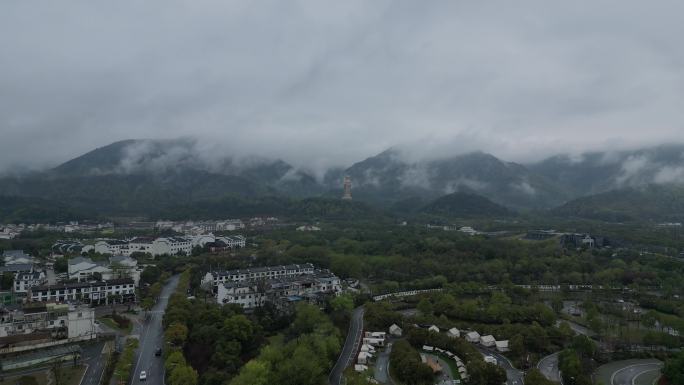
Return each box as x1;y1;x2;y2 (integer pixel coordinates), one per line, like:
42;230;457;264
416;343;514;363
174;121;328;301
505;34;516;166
139;371;147;381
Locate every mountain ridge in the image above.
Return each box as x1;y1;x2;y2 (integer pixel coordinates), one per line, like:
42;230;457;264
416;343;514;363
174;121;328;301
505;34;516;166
2;139;684;222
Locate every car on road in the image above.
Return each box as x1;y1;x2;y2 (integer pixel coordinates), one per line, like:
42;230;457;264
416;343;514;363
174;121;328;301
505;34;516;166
139;371;147;381
155;348;162;356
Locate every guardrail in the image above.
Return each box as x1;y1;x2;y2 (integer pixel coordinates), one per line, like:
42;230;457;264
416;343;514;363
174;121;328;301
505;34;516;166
373;288;443;302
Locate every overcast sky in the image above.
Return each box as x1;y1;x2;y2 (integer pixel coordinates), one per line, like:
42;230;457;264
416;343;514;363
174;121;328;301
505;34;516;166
1;0;684;172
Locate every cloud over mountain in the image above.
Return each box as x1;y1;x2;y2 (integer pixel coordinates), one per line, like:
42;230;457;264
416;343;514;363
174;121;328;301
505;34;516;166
2;1;684;173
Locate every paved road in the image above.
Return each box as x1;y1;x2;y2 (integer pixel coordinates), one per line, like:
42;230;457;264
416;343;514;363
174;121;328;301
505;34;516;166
374;341;394;384
537;352;561;383
596;359;663;385
80;340;110;385
130;275;179;385
329;306;364;385
475;346;524;385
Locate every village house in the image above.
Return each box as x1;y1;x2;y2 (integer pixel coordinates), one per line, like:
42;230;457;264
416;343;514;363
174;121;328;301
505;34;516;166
108;255;142;285
0;303;96;343
202;263;316;290
3;250;35;265
13;271;47;294
0;264;34;276
389;324;403;337
94;236;201;257
205;235;247;253
465;331;481;343
480;334;496;347
495;340;509;352
215;268;341;309
67;257;112;282
29;278;136;305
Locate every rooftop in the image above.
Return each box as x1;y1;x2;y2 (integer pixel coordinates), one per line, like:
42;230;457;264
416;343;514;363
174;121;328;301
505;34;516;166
32;278;134;292
215;263;315;277
68;256;94;266
2;250;32;259
0;264;33;273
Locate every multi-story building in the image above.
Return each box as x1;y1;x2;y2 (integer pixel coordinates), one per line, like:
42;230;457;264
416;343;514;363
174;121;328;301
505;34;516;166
29;278;136;305
0;303;69;339
213;265;341;309
52;240;85;254
3;250;35;265
0;226;20;239
108;255;142;286
67;257;113;282
127;237;155;255
202;263;316;290
0;264;34;276
152;237;193;256
94;240;129;255
89;234;245;257
206;236;246;252
0;303;95;341
13;271;47;294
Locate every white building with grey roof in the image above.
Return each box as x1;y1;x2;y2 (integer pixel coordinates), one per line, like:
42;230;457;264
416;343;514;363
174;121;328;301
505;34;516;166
214;265;341;309
202;263;316;290
13;271;47;293
67;257;113;282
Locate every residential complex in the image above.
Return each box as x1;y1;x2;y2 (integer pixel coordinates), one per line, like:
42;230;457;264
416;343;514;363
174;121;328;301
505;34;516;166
13;271;47;294
1;251;46;297
67;255;142;285
204;264;341;309
29;278;136;305
92;234;245;257
202;263;316;289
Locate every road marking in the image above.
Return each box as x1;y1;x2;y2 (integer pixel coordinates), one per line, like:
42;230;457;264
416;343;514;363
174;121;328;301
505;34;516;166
77;363;89;385
131;320;152;384
632;368;662;385
611;363;663;385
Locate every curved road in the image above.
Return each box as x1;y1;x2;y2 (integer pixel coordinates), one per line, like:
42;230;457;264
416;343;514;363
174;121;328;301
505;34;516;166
329;306;364;385
609;362;663;385
374;341;394;384
475;345;524;385
537;352;562;383
130;275;179;385
596;359;663;385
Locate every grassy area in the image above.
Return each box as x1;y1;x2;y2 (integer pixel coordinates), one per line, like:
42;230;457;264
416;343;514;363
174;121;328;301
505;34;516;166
0;373;48;385
113;338;139;384
57;365;87;385
98;315;133;334
0;365;85;385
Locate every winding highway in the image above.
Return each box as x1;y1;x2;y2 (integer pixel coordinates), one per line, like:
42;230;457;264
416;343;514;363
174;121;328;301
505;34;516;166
329;306;364;385
596;359;663;385
609;361;663;385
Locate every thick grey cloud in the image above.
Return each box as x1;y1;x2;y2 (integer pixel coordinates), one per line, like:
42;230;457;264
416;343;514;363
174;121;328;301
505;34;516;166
1;0;684;173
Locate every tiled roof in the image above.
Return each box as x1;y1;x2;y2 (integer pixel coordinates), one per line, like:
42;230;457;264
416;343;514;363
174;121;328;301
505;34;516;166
31;278;134;291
